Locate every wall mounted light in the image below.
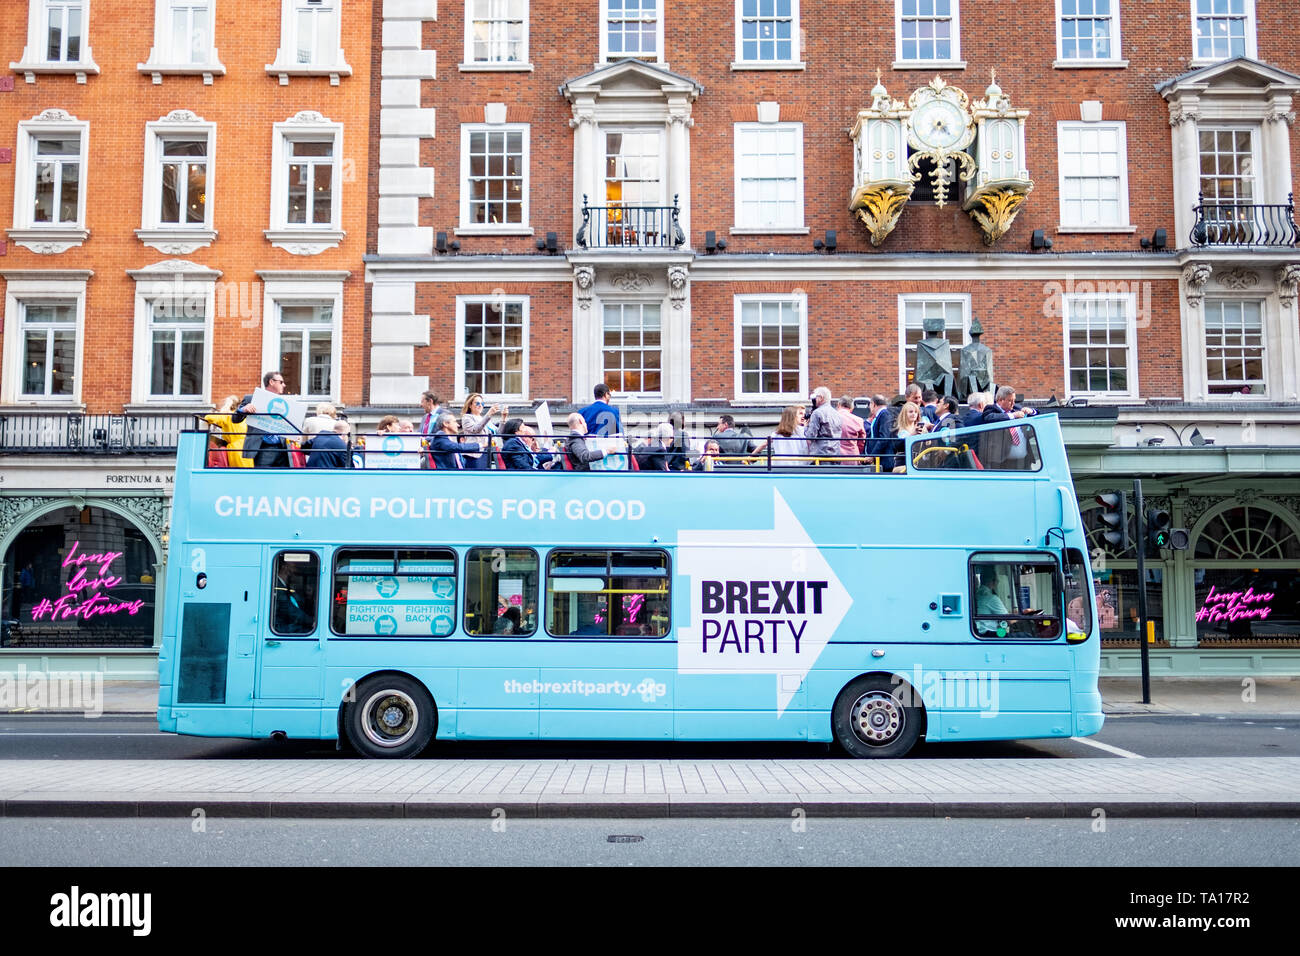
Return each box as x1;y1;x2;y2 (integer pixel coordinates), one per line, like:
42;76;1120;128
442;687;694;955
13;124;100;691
1140;228;1168;250
1031;229;1053;250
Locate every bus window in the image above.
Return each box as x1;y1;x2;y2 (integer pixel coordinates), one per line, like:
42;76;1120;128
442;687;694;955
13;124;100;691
465;548;539;637
970;552;1062;640
271;551;319;636
546;550;670;638
331;548;457;637
1063;547;1094;641
975;423;1043;472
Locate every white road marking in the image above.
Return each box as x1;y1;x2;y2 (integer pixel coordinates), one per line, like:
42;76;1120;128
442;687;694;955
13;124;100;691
1070;736;1145;758
0;732;163;737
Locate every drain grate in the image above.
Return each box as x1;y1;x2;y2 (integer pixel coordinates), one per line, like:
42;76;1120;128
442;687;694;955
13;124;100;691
606;835;645;843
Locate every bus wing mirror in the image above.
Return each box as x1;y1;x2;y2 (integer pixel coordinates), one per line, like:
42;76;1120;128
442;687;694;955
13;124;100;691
1057;486;1078;532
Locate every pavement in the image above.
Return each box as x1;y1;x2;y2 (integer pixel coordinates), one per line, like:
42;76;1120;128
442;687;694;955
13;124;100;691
1;677;1297;820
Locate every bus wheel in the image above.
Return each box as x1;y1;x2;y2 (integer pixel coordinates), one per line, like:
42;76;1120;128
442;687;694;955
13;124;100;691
344;675;436;759
832;675;922;759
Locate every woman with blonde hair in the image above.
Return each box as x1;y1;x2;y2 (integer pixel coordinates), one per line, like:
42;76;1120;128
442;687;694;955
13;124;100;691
460;392;506;469
205;395;252;468
891;401;931;473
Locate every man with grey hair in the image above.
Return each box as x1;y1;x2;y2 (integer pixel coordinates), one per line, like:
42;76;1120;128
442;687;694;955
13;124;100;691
962;391;990;429
429;412;480;469
805;386;841;462
564;412;607;471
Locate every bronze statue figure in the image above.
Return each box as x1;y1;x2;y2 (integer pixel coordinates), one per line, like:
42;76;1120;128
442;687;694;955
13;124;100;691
957;317;994;402
914;316;955;397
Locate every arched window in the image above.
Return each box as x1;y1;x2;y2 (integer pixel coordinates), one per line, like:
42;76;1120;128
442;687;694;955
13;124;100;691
1193;505;1300;561
2;505;156;648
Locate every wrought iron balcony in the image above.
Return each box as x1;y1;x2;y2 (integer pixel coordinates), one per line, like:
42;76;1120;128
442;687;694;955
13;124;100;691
576;194;685;249
0;411;192;454
1190;193;1299;247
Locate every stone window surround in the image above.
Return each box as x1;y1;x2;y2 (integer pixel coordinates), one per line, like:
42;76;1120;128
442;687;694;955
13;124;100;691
455;294;531;401
257;270;348;405
7;109;90;256
1055;119;1133;232
266;0;353;85
126;259;220;407
1052;0;1128;69
1061;290;1140;402
732;291;808;402
0;269;92;407
893;0;965;71
137;109;218;255
138;0;227;84
265;111;347;256
896;293;971;394
10;0;102;83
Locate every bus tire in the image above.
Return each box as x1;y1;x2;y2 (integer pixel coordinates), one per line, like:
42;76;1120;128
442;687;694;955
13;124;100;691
832;675;922;759
343;674;436;759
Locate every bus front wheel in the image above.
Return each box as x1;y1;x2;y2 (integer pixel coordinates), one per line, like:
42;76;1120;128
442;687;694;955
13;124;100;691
344;675;436;759
832;675;922;759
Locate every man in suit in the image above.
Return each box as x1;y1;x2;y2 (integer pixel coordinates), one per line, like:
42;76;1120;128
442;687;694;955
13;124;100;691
961;391;989;429
307;421;349;468
868;394;897;471
565;412;607;471
417;390;445;436
234;371;289;468
934;395;962;432
501;418;553;470
634;423;679;471
980;385;1037;469
429;412;481;469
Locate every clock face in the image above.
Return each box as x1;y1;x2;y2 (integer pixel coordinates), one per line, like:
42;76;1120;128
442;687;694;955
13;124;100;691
911;98;969;151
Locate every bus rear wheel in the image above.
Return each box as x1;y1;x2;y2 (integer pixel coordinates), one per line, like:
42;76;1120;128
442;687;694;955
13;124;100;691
832;675;922;759
344;675;436;759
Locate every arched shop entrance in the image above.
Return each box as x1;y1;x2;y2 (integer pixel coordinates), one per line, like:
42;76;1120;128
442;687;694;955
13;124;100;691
1;503;160;649
1189;502;1300;648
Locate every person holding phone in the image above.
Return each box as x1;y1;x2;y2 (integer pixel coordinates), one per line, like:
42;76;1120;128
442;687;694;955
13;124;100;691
460;393;507;469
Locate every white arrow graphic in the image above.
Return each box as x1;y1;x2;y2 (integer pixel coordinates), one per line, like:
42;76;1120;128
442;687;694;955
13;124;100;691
677;488;853;716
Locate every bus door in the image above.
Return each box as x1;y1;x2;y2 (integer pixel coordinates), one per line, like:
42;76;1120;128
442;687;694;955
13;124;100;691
171;543;261;737
254;548;325;720
537;550;674;740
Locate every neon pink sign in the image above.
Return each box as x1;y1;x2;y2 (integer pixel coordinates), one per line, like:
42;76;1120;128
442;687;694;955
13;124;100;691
1195;584;1275;625
30;540;146;623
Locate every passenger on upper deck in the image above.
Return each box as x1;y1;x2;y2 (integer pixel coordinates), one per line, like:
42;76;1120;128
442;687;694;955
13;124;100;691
234;371;289;469
805;387;842;463
501;418;553;470
579;383;622;437
418;391;445;435
633;423;681;471
751;406;809;466
837;396;867;460
430;412;481;470
565;413;608;471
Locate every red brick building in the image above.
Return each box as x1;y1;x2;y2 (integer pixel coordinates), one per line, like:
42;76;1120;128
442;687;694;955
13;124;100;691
363;1;1300;671
1;0;373;668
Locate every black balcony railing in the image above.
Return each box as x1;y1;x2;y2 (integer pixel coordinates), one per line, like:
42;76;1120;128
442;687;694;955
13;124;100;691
0;411;192;454
576;194;685;249
1190;193;1299;247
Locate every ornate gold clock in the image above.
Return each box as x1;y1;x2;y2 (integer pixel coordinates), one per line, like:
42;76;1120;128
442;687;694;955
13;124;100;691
905;77;976;207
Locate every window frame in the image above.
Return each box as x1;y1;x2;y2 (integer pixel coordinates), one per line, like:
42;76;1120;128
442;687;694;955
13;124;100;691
1062;291;1140;402
1189;0;1256;65
12;114;89;236
600;0;664;64
733;0;803;69
1056;120;1132;231
267;0;352;84
733;292;808;403
1202;297;1268;399
1;273;89;406
329;547;461;639
455;295;530;402
462;0;531;70
1053;0;1125;67
127;261;218;406
11;0;101;81
463;546;540;638
458;123;531;233
601;299;665;400
896;293;971;393
270;549;321;638
138;0;226;82
544;548;672;640
138;111;217;252
968;551;1065;642
894;0;964;68
733;121;805;232
259;272;346;404
266;112;346;253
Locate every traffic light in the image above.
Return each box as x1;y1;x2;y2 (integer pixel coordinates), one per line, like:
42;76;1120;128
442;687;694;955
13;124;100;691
1146;509;1172;550
1095;491;1129;551
1146;509;1190;552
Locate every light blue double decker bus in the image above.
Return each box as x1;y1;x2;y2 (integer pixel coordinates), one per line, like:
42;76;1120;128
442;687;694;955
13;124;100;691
158;414;1102;758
